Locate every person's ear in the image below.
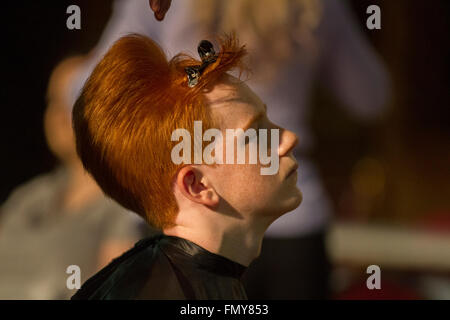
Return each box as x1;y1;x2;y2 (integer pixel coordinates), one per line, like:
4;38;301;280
176;166;219;208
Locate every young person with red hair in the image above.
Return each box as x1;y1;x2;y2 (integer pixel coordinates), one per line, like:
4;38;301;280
71;34;301;299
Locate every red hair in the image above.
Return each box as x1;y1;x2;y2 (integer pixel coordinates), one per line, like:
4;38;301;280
72;33;247;229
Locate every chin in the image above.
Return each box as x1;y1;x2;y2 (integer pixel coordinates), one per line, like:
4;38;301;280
266;188;303;219
281;188;303;214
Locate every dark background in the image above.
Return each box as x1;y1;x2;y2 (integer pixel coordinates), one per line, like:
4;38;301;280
1;1;113;203
1;0;449;224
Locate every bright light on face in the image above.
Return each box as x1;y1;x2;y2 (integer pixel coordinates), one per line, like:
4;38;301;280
171;121;280;175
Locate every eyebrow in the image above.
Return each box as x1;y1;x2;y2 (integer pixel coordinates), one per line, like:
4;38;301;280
241;104;267;131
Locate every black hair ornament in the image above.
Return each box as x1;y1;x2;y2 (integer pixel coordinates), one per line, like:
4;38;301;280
185;40;218;88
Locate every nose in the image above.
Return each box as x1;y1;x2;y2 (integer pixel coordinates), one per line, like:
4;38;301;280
277;128;299;157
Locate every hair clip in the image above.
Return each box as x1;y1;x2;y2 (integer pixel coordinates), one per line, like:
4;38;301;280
185;40;218;88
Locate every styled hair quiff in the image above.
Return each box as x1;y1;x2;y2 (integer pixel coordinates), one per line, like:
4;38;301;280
72;34;247;229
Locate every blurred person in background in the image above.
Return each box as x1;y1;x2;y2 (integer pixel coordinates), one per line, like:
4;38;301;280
70;0;390;299
0;56;149;299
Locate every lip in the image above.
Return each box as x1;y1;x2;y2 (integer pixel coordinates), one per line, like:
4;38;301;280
286;163;299;179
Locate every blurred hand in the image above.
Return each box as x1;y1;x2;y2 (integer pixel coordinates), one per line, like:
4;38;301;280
149;0;172;21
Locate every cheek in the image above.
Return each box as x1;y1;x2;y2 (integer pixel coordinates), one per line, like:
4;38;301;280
216;164;281;203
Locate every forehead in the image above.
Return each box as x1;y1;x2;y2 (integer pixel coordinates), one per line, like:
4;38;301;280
203;75;265;129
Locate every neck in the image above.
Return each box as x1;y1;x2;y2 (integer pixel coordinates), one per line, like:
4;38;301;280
163;207;272;267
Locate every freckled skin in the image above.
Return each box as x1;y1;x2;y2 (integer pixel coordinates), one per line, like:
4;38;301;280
202;74;302;221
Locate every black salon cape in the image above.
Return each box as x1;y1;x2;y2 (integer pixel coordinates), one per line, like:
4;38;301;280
71;234;248;299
